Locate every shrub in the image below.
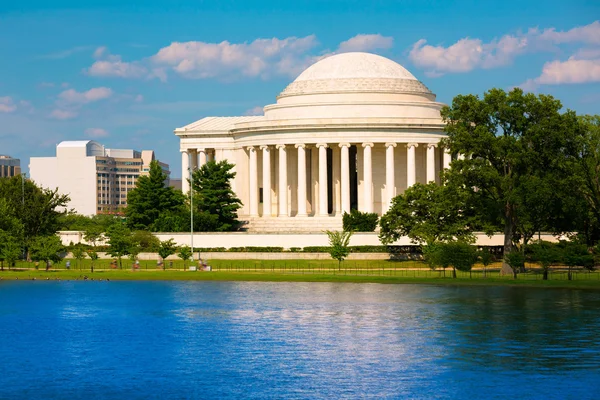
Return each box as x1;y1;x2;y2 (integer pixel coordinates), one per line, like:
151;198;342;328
342;210;379;232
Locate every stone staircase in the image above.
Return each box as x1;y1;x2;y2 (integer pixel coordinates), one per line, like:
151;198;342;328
241;215;343;233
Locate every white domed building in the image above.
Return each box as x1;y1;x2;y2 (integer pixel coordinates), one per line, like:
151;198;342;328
175;52;450;232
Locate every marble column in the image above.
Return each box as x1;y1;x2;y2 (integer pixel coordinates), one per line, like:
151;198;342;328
295;144;307;217
189;149;198;170
197;148;207;169
248;146;258;217
317;143;328;216
407;143;418;188
362;143;374;213
260;145;271;217
181;150;189;195
276;144;288;217
339;143;351;214
385;143;396;211
427;144;437;183
443;148;451;170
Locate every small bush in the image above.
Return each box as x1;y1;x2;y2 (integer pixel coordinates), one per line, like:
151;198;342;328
342;210;379;232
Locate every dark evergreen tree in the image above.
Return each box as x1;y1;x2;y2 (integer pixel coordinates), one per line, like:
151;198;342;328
125;160;185;231
191;160;242;232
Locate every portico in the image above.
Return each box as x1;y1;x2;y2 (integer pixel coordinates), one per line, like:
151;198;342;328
175;52;448;231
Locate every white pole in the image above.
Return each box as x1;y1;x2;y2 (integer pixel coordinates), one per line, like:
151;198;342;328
189;152;194;263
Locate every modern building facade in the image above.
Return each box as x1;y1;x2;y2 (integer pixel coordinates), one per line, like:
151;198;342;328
30;141;170;215
0;155;21;177
175;52;449;232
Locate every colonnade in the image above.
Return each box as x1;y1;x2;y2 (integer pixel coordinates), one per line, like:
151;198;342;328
245;142;451;218
181;142;452;217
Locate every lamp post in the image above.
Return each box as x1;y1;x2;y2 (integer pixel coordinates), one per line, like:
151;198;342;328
189;152;194;265
21;172;26;261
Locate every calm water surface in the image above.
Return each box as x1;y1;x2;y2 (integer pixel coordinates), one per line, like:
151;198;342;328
0;281;599;399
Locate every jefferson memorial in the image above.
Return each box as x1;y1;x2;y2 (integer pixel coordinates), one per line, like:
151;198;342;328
175;52;449;232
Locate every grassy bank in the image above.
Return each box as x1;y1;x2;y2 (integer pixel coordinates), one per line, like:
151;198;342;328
1;265;599;289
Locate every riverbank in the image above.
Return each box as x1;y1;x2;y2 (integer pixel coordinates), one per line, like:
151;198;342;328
1;269;599;289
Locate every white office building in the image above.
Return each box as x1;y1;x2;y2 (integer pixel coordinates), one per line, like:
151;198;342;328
30;140;169;215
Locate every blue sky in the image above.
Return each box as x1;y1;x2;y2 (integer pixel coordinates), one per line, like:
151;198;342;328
1;0;599;177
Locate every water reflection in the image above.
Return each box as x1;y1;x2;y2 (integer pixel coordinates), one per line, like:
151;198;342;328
0;281;598;399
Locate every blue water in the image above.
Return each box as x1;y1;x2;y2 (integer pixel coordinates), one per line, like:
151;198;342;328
0;281;599;399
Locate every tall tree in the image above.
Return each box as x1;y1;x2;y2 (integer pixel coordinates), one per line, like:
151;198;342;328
125;160;185;231
441;88;581;274
191;160;242;232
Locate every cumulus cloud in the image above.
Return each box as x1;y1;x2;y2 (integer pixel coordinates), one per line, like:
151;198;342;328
151;35;319;79
0;97;17;113
85;128;109;138
337;34;393;53
87;58;149;79
84;33;396;82
58;87;113;104
520;58;600;90
409;20;600;75
49;109;77;120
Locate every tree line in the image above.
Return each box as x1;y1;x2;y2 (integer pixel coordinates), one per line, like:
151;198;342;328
379;88;600;278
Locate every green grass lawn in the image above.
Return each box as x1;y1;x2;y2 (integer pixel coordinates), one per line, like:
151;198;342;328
1;259;599;289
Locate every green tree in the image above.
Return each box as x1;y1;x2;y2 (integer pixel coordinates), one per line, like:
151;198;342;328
125;160;185;231
573;115;600;246
191;160;242;232
326;230;352;270
559;241;595;280
131;230;160;252
87;250;99;273
504;251;525;280
441;88;582;274
177;245;192;270
158;239;178;269
528;241;560;280
72;245;87;270
478;248;495;278
105;223;132;268
442;241;478;278
30;235;65;271
380;182;485;246
0;231;22;271
84;225;105;247
0;176;69;259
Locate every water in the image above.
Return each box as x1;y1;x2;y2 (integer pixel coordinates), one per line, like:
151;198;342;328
0;281;599;399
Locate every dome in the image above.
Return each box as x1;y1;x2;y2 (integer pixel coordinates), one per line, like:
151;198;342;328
294;52;417;82
279;52;431;98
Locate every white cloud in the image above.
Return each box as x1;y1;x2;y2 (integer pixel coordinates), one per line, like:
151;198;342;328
521;57;600;90
244;106;264;116
152;35;319;79
58;87;113;104
537;21;600;45
87;58;149;79
49;109;77;120
337;34;393;53
409;20;600;75
85;128;109;138
0;97;17;113
83;33;395;82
